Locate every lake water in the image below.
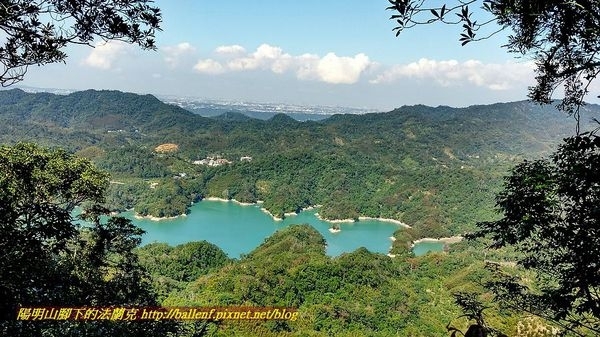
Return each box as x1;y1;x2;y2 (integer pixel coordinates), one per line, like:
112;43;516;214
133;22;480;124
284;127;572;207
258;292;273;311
412;241;445;256
119;200;443;258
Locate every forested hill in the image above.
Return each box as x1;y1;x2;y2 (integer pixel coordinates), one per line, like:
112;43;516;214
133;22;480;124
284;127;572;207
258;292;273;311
0;88;594;151
1;88;598;240
0;89;214;144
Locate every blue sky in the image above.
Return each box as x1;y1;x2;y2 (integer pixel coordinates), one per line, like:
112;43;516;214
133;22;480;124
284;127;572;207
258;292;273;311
19;0;575;110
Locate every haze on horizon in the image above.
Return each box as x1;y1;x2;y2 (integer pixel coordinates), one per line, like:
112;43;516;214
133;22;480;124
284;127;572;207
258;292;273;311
16;1;600;110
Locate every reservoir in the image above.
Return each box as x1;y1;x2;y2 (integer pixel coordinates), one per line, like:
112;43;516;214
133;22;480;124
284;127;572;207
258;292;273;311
412;241;446;256
121;200;443;258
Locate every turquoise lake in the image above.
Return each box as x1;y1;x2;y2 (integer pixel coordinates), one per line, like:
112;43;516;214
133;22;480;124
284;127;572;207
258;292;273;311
412;241;446;256
119;200;443;258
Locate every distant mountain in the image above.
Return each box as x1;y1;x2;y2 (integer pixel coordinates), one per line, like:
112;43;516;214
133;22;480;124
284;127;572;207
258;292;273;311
0;88;199;128
211;111;254;122
1;88;595;158
2;88;599;237
268;113;299;125
160;95;377;121
0;88;217;149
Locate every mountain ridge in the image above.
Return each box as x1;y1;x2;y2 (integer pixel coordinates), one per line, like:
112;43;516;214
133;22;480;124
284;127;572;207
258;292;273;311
2;88;599;238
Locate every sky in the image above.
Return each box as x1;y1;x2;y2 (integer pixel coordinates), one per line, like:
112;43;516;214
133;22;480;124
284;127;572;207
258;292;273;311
17;0;588;110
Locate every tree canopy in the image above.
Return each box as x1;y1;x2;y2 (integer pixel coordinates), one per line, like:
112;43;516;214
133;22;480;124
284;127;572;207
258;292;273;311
0;0;161;86
472;134;600;336
0;143;175;336
388;1;600;335
387;0;600;127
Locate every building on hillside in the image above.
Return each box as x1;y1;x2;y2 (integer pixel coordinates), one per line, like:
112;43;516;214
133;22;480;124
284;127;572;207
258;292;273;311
193;156;232;167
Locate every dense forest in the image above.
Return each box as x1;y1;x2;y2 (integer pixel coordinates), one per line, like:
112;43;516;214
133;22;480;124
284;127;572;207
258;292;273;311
2;89;599;335
3;0;600;335
1;88;597;242
3;0;600;334
134;225;539;336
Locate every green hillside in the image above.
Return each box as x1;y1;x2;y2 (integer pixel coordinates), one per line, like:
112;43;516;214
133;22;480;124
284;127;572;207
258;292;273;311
137;224;530;336
1;89;597;240
2;89;594;335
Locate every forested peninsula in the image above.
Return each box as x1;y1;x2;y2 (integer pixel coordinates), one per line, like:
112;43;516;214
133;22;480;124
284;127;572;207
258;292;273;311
1;89;596;244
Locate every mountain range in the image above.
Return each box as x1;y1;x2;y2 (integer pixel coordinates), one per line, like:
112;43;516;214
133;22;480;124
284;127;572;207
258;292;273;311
1;88;598;241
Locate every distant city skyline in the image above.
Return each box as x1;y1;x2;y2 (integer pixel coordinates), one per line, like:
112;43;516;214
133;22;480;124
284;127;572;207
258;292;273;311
17;1;600;110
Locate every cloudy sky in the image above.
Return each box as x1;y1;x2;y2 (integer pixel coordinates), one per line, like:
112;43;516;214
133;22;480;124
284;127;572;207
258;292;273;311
18;0;586;110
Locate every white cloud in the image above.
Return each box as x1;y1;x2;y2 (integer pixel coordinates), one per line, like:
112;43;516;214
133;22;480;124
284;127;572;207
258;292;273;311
215;45;246;56
315;53;372;84
82;41;129;70
163;42;196;67
226;44;293;74
193;44;374;84
370;58;535;90
296;52;373;84
193;59;225;75
295;53;321;80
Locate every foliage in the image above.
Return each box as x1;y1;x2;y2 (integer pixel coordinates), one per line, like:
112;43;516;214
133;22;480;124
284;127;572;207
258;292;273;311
159;224;533;336
472;134;600;336
0;143;106;318
0;143;176;336
136;241;231;300
97;146;171;178
387;0;600;121
0;0;161;86
0;142;549;335
389;1;600;332
447;292;508;337
2;89;598;238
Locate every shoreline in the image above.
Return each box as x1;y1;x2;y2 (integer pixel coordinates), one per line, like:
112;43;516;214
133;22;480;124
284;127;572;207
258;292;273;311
134;213;187;221
412;236;463;245
198;199;414;227
314;213;411;228
203;196;254;206
358;216;411;228
123;201;445;257
259;207;283;221
315;212;355;223
202;197;283;221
